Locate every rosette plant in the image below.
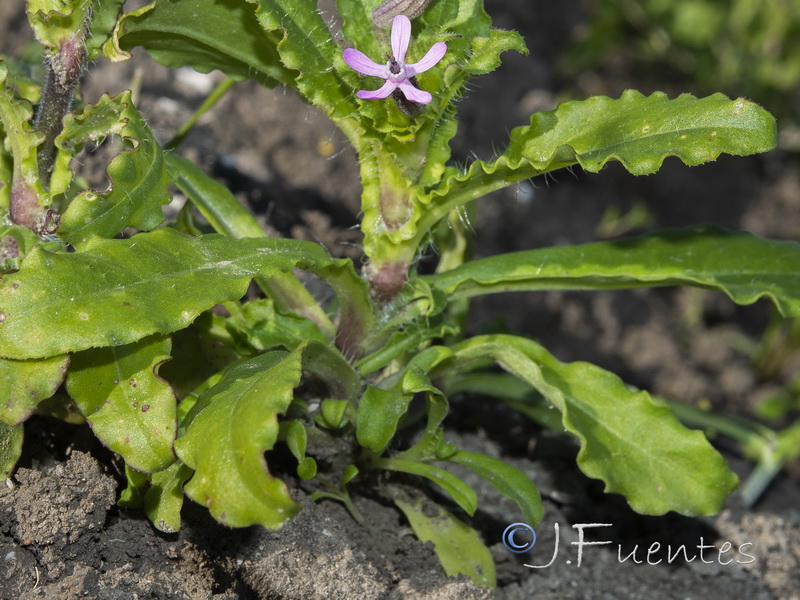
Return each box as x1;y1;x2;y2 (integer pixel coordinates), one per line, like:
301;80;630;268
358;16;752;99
1;0;797;589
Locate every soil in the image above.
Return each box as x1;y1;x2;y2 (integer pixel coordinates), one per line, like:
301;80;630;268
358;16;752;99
2;0;800;599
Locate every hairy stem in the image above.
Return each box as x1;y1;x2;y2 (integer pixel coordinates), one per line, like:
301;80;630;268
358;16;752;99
35;35;86;187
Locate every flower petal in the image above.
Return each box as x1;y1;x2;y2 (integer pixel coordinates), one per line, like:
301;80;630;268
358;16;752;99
397;81;432;104
406;42;447;76
358;80;398;100
391;15;412;63
343;48;387;78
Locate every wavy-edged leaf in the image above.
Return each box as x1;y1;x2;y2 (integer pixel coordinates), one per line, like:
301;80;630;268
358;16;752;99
54;91;171;246
26;0;91;52
0;62;47;229
451;334;738;516
174;350;302;528
66;335;176;473
0;354;70;426
0;421;23;479
0;228;341;359
249;0;354;118
392;492;495;589
425;226;800;317
447;451;543;526
378;457;478;516
111;0;293;88
415;91;777;235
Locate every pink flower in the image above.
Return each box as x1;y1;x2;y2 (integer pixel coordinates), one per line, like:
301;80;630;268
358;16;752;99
343;15;447;105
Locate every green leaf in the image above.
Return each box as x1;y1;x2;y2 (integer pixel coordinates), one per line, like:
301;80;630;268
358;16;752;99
249;0;355;120
112;0;293;88
317;399;351;429
0;228;339;359
143;461;193;533
356;386;412;454
416;92;777;235
66;335;176;473
174;350;302;528
26;0;92;52
165;153;337;342
0;354;70;425
119;461;194;533
85;0;126;60
284;421;317;480
118;463;148;508
164;153;266;239
0;421;23;479
451;334;738;516
447;451;543;526
356;345;453;454
158;313;244;399
0;62;48;228
444;372;563;430
54;91;171;246
0;224;47;272
392;492;495;589
425;226;800;317
378;457;478;517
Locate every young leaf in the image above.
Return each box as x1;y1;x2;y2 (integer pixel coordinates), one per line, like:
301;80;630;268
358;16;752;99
174;350;303;528
424;226;800;317
0;354;70;426
356;386;413;453
447;451;543;526
392;492;495;590
66;335;176;473
284;421;317;480
143;461;193;533
0;421;23;479
450;335;739;516
54;91;171;246
0;228;339;359
111;0;294;88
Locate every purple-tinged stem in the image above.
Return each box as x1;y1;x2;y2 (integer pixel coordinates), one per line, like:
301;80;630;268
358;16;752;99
34;35;86;187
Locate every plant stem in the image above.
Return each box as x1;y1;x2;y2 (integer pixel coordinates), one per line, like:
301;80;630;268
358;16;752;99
35;35;86;187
